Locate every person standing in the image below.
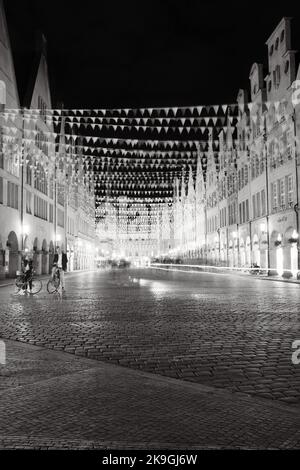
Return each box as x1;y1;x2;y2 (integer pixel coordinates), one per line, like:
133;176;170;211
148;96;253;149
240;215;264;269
52;246;68;291
20;254;33;295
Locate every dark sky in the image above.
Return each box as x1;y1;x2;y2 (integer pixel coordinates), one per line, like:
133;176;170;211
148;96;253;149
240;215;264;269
4;0;300;109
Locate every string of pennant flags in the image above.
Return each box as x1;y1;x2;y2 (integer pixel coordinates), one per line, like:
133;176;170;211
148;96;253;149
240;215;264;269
3;126;297;150
1;96;298;217
3;97;293;115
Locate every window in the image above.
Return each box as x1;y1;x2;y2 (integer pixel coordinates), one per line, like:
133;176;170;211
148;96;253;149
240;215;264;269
5;143;20;177
26;190;32;214
251;161;255;179
57;208;64;228
255;156;260;177
38;96;47;123
241;167;244;188
245;199;249;222
57;184;65;206
34;195;48;220
269;141;275;168
252;195;256;219
256;192;261;218
275;37;279;50
0;126;3;168
244;165;248;185
279;178;285;208
0;176;3;204
49;204;54;223
49;176;54;199
242;201;246;223
268;80;272;92
286;129;292;158
280;30;285;42
274;65;281;89
261;189;266;216
269;44;274;56
284;60;289;74
287;175;293;206
7;181;19;209
272;182;278;210
260;156;264;173
34;163;48;195
26;155;32;185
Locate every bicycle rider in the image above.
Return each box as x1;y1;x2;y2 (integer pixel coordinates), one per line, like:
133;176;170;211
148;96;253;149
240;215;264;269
52;246;68;291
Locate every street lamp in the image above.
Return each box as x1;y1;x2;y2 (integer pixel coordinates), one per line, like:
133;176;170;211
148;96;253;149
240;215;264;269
260;223;266;233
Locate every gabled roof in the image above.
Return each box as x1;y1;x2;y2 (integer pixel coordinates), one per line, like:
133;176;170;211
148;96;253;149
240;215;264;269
0;0;20;107
22;32;52;109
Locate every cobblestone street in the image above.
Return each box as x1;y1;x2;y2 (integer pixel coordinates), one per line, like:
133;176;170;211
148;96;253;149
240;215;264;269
1;269;300;449
1;269;300;405
0;338;300;449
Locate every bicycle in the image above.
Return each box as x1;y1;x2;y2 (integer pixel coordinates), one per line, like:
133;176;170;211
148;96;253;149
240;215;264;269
15;271;42;295
47;267;61;293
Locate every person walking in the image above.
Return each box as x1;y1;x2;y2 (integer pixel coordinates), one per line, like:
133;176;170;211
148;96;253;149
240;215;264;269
52;246;68;291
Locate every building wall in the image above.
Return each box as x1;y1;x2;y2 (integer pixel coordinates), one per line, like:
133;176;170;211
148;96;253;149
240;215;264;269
0;2;95;278
170;18;300;277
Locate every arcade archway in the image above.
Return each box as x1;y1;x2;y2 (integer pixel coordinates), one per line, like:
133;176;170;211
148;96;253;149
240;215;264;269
7;231;19;277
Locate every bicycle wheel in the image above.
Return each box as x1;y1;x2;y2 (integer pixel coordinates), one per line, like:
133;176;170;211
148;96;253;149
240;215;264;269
31;279;42;295
47;278;60;294
15;276;24;290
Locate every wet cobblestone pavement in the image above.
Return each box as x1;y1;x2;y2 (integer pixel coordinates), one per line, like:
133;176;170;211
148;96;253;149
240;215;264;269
0;339;300;449
1;269;300;406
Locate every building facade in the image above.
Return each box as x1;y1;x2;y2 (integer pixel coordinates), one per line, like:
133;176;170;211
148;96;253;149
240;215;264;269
0;1;95;278
170;17;300;277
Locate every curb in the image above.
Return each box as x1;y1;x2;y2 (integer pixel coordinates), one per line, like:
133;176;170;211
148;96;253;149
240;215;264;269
150;265;300;285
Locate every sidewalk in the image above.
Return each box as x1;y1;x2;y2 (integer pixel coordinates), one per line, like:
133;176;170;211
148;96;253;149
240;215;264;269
150;264;300;285
0;269;94;288
0;338;300;449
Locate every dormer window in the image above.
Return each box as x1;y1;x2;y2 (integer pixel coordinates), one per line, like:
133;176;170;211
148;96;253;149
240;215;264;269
284;60;289;74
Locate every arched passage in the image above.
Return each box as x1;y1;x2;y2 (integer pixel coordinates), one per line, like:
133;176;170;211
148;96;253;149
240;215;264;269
270;230;283;275
7;231;19;277
33;237;39;273
284;226;298;274
49;241;54;274
23;235;32;253
41;239;48;274
252;234;260;266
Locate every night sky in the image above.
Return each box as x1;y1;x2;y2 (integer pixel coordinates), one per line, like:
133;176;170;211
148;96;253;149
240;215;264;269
4;1;300;110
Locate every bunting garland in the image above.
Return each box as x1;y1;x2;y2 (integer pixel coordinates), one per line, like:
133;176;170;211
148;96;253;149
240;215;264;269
0;94;298;234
